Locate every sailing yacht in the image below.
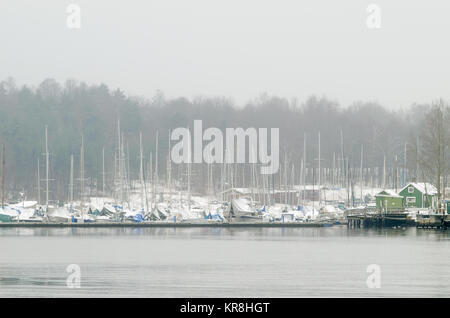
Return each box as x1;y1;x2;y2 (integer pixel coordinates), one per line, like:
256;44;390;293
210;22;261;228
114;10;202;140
230;197;264;222
0;205;19;222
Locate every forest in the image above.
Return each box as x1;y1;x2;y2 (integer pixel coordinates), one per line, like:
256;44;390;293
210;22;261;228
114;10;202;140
0;77;445;202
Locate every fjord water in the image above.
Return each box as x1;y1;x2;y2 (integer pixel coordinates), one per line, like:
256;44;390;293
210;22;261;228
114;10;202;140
0;226;449;297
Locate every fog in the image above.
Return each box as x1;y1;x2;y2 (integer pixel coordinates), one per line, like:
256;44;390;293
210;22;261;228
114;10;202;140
1;0;450;108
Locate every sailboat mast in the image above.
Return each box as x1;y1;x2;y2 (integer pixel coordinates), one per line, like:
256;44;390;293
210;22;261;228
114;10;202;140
284;152;287;206
187;129;191;212
340;129;344;188
290;165;294;206
80;135;84;214
416;136;419;181
360;145;363;204
153;130;159;207
262;165;267;206
155;130;159;205
126;139;131;209
1;144;5;209
102;147;105;194
139;132;144;211
117;119;123;205
332;152;336;202
222;149;226;202
303;133;306;205
298;157;303;206
403;142;407;188
45;125;49;212
37;158;40;206
150;152;153;209
70;154;74;203
168;129;172;203
318;131;321;207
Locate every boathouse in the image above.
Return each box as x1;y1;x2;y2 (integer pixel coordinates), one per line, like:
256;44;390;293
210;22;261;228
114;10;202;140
398;182;437;208
375;190;404;213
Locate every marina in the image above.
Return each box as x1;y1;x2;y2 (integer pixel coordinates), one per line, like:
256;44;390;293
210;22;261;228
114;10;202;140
0;221;325;228
1;123;449;230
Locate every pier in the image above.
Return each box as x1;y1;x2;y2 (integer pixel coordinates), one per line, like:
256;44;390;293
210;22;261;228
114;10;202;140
416;214;450;229
348;213;450;229
347;213;415;228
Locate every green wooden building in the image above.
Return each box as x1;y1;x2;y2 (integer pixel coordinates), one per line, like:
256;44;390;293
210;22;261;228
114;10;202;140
398;183;437;209
375;190;404;213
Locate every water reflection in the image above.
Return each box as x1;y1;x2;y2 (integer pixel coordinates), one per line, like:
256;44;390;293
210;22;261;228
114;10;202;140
1;226;449;297
1;225;449;241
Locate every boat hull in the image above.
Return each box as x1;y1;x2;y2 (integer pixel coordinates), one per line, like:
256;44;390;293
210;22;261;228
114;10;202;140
0;214;14;222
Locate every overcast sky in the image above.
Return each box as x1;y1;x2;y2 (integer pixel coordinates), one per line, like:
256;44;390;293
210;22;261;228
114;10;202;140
1;0;449;108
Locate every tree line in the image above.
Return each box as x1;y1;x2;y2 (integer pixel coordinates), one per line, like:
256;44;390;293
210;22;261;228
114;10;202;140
0;77;445;202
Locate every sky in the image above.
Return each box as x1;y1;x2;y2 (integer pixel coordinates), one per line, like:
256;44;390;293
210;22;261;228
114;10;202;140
1;0;449;108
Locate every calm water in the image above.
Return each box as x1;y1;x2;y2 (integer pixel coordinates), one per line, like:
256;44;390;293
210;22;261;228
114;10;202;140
0;226;449;297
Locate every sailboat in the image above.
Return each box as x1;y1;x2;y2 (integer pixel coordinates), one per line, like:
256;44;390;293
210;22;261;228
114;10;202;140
229;196;263;222
47;206;72;223
0;206;19;222
0;145;40;222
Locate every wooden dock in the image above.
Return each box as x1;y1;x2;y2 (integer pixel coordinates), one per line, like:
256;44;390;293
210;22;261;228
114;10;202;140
348;212;450;229
416;214;450;229
347;213;415;228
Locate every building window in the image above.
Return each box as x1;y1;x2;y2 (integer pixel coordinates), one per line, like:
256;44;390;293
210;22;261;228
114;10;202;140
408;186;414;193
406;197;416;204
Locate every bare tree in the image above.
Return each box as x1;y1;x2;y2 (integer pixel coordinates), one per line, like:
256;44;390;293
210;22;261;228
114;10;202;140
420;99;450;212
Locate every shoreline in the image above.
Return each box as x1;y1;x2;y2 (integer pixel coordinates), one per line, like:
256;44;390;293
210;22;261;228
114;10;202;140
0;221;327;228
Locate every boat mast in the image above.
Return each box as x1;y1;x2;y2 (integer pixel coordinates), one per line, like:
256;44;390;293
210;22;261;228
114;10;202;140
150;152;153;210
255;158;260;204
126;140;131;208
113;151;117;201
403;142;407;188
70;154;74;204
210;162;214;197
290;165;294;206
416;136;420;181
80;135;85;215
167;129;172;204
139;132;145;211
187;128;191;212
284;152;287;207
340;130;344;188
318;131;321;207
222;149;226;202
262;165;266;206
1;144;5;209
102;147;105;195
117;119;123;205
45;125;49;214
332;152;336;202
298;157;303;206
360;145;363;205
154;130;159;207
37;158;40;206
303;133;306;206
